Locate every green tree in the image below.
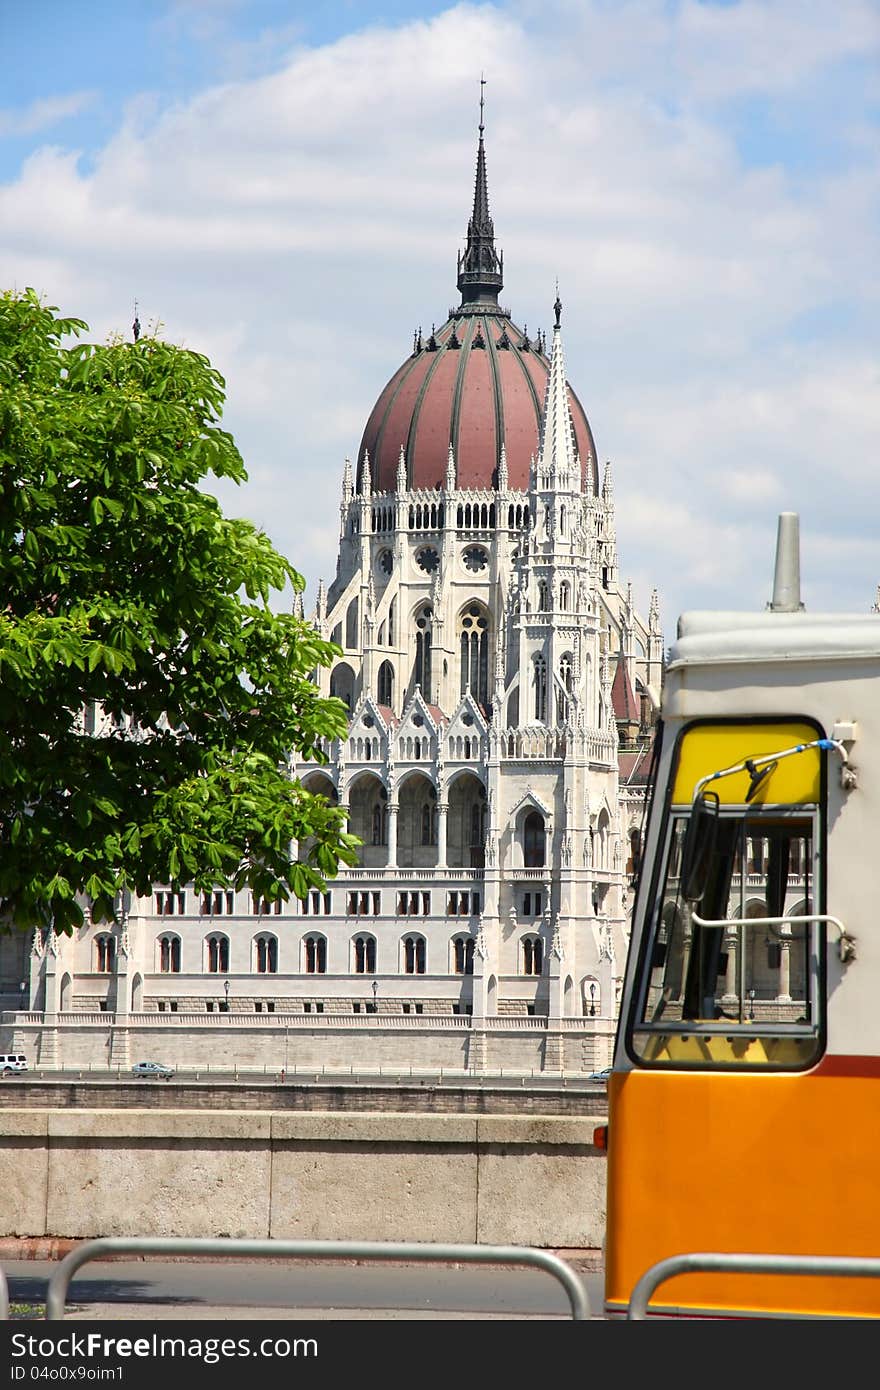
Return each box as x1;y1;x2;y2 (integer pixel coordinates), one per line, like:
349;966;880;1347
0;288;357;932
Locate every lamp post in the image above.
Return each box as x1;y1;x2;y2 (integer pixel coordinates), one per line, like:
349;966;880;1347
589;981;597;1017
19;980;27;1013
371;979;378;1013
224;979;230;1013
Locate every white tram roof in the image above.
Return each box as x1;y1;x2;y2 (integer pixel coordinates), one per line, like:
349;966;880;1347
668;611;880;672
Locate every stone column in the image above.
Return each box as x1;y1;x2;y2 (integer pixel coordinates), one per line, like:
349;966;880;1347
777;923;792;1002
723;925;739;1004
387;802;399;870
437;802;448;870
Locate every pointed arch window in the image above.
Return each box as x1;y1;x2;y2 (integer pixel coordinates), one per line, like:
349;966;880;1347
557;651;573;722
371;798;388;846
459;603;489;705
538;580;549;612
345;597;359;650
377;660;394;707
533;655;547;722
523;811;546;868
413;605;433;696
421;800;438;846
559;581;570;611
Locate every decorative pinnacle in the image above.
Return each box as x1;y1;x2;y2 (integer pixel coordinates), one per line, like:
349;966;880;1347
554;282;561;328
649;588;661;632
537;296;578;485
445;442;456;490
341;456;353;504
602;459;614;504
361;447;372;498
397;445;407;493
498;441;508;491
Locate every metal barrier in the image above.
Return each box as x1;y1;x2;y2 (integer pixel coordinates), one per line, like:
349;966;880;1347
45;1236;589;1320
627;1252;880;1318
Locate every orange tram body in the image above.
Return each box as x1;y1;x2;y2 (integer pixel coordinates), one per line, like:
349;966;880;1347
603;517;880;1318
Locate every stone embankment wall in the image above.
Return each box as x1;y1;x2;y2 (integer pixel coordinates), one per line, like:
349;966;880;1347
0;1109;608;1249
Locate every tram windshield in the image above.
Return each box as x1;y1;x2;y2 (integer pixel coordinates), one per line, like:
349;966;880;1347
628;720;825;1069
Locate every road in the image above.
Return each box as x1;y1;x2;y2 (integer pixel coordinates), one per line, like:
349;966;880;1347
3;1257;605;1320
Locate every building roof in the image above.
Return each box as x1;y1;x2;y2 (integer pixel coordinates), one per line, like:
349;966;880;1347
611;649;640;723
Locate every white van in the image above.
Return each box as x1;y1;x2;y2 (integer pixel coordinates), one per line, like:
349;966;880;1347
0;1054;28;1075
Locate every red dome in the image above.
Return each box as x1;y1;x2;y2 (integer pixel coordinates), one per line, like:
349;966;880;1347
357;312;598;495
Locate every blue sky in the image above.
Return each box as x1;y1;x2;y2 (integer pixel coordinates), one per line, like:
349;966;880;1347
1;0;878;629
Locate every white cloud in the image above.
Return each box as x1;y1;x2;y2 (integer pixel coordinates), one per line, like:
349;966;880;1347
0;1;876;641
0;91;96;138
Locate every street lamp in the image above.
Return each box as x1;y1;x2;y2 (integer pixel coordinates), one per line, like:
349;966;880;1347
224;979;230;1012
589;981;597;1017
371;979;378;1012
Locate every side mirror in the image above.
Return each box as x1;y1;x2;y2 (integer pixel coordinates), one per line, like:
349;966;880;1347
680;791;720;903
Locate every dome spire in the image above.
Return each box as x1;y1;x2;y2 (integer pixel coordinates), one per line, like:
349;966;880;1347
456;77;504;308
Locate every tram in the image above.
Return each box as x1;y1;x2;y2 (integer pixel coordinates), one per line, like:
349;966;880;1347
602;514;880;1318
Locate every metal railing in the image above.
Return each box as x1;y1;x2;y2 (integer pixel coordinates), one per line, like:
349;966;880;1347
627;1252;880;1318
45;1236;589;1321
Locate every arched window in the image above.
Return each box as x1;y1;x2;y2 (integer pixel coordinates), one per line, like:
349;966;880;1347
345;597;359;649
159;935;180;974
559;581;570;611
404;935;426;975
522;936;543;975
538;580;549;612
413;605;433;696
560;505;566;536
207;934;229;973
330;662;355;710
305;935;326;974
470;800;486;848
377;660;394;707
95;935;115;973
523;811;546;868
533;655;547;722
421;800;438;846
255;934;278;974
557;652;573;722
453;936;475;975
355;935;376;973
388;598;396;646
459;603;489;705
371;798;388;845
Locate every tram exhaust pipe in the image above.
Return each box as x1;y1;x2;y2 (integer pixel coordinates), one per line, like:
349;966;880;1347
768;512;805;612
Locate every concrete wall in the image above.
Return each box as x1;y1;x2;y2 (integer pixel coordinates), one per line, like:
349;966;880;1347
0;1109;607;1249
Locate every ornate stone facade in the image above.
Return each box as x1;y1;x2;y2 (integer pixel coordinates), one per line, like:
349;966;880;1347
7;113;663;1073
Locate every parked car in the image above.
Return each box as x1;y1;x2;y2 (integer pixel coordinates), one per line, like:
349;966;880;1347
0;1053;28;1076
131;1060;175;1080
588;1066;612;1084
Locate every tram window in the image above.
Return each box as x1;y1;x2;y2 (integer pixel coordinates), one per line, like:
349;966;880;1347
630;810;821;1070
